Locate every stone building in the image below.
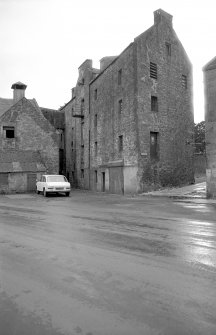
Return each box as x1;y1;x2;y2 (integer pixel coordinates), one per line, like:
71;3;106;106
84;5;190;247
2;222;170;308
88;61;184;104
62;9;194;194
203;57;216;198
0;82;62;193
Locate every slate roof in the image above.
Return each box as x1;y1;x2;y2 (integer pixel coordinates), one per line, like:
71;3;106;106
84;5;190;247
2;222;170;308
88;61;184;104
0;98;14;117
41;107;65;129
0;97;37;118
0;150;46;173
203;56;216;71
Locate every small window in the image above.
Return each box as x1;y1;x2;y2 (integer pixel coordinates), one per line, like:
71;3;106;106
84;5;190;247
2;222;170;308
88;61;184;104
81;99;84;115
95;170;98;183
94;114;97;129
118;135;123;153
150;132;159;160
165;42;171;56
182;75;187;89
118;99;123;115
81;146;84;163
118;69;122;85
81;123;84;144
3;126;15;138
81;169;84;179
150;62;157;79
95;141;98;157
94;89;97;100
151;96;158;112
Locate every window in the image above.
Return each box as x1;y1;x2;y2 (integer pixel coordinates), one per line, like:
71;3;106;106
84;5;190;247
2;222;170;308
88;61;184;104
182;75;187;89
81;122;84;145
118;135;123;153
81;99;84;115
95;141;98;157
151;96;158;112
81;146;84;164
150;132;159;160
165;42;171;56
118;99;123;116
94;89;97;100
81;169;84;179
3;126;15;138
95;170;98;183
150;62;157;79
94;114;97;129
118;69;122;85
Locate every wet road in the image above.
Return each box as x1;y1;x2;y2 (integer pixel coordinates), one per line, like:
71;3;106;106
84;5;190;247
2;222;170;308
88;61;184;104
0;191;216;335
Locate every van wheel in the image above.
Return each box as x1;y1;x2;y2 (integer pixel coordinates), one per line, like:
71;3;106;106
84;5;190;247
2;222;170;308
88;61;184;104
43;188;47;197
65;192;70;197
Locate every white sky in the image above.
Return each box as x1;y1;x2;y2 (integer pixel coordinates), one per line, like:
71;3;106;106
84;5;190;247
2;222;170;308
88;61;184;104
0;0;216;122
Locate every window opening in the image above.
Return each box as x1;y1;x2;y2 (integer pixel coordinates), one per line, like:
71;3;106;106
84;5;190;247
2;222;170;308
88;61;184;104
3;126;15;138
150;62;157;79
94;89;97;100
95;141;98;157
118;135;123;153
118;69;122;85
151;96;158;112
118;99;123;116
150;132;159;160
165;42;171;56
182;75;187;89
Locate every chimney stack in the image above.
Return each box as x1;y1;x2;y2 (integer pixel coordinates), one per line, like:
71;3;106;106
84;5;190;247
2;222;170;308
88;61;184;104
154;9;173;27
11;81;27;103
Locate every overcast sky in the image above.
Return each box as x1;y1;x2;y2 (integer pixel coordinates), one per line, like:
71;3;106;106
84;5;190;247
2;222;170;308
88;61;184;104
1;0;216;122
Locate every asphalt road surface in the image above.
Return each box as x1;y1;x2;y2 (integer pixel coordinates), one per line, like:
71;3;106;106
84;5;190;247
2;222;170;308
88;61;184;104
0;191;216;335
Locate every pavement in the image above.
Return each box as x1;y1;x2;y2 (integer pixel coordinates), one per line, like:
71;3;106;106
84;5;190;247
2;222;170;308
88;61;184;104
143;176;214;201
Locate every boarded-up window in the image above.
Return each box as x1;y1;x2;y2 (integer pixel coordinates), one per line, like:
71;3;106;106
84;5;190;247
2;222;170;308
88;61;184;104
151;96;158;112
150;62;157;79
150;132;159;160
95;141;98;157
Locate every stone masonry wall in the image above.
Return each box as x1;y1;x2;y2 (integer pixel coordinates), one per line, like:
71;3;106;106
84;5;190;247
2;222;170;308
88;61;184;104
0;98;59;174
135;16;194;191
204;67;216;197
89;45;139;191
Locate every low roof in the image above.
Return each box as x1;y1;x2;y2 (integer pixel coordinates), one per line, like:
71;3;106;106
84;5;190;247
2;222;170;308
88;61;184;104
41;107;65;129
0;97;14;117
0;150;46;173
203;56;216;71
